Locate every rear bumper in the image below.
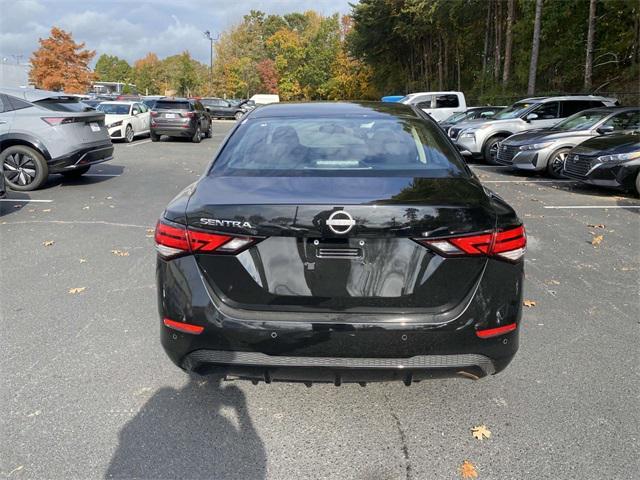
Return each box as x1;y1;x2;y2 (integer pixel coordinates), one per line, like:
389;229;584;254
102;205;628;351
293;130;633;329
157;255;523;383
181;350;507;384
151;125;195;137
48;141;114;173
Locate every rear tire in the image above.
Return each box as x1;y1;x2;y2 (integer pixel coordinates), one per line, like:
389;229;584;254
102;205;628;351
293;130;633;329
60;166;90;178
150;132;160;142
635;172;640;197
483;136;507;165
205;122;212;138
1;145;48;191
235;111;243;121
546;148;570;179
192;126;202;143
124;125;134;143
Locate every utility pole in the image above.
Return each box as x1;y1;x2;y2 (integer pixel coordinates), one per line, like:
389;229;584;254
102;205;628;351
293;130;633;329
203;30;219;94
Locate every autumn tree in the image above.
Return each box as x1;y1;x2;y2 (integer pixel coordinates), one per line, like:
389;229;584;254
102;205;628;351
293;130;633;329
133;53;162;94
29;27;95;93
256;59;279;93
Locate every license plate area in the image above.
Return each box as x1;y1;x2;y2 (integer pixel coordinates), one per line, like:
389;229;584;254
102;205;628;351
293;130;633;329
313;238;363;260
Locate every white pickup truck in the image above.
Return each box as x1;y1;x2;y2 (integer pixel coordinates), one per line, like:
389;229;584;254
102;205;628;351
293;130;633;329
400;91;466;122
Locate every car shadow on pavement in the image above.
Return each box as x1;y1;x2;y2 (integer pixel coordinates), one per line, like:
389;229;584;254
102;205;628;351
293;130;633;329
105;376;267;480
0;191;30;217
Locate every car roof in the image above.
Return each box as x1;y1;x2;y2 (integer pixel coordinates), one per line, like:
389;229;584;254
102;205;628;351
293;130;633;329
157;97;191;102
0;87;73;102
577;106;638;115
517;95;615;103
249;101;421;119
99;101;137;105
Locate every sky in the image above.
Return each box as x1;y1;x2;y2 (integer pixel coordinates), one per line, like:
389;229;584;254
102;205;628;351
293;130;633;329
0;0;353;66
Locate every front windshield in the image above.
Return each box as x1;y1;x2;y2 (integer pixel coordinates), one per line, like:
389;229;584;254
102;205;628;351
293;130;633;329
97;103;130;115
493;102;536;120
212;116;466;178
552;111;610;131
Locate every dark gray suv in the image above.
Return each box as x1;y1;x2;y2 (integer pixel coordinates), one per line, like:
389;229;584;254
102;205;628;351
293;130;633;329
0;88;113;191
150;98;212;143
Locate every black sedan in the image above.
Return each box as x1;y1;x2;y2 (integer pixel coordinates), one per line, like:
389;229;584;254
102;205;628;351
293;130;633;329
154;102;526;385
563;132;640;195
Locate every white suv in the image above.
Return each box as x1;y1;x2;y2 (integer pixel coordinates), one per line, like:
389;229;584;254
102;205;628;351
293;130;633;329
453;96;617;163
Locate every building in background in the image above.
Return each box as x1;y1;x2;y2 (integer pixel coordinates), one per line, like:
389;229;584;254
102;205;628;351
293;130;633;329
0;60;32;88
91;81;137;95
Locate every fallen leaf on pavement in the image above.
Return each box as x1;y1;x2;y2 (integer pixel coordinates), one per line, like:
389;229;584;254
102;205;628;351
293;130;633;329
82;206;90;210
460;460;478;479
523;299;536;308
547;279;560;285
471;425;491;440
42;208;51;212
42;240;55;247
111;249;130;257
591;235;603;247
68;287;86;294
79;258;87;263
106;196;113;200
588;224;605;229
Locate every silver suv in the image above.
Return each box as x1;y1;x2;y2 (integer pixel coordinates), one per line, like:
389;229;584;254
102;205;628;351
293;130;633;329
453;96;617;164
0;88;113;191
497;107;639;177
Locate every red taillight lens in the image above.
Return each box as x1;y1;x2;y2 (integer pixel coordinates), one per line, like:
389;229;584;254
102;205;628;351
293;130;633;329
155;220;189;258
416;225;526;262
42;117;75;126
163;318;204;335
183;111;196;118
150;111;159;117
476;322;517;338
154;219;261;258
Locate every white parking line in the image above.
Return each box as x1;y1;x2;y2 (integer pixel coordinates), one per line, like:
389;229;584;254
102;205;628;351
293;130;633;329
0;198;53;203
126;139;152;147
544;205;640;209
483;180;575;183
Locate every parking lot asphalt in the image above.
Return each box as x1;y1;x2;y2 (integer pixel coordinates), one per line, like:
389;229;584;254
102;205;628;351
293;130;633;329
1;121;638;480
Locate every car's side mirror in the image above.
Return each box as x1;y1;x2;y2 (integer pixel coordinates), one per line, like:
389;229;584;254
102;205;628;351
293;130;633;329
596;125;615;134
525;113;539;122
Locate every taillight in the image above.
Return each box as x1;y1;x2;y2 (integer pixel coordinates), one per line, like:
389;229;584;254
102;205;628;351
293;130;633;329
416;225;526;262
183;111;196;118
150;111;158;117
154;219;261;258
42;117;75;126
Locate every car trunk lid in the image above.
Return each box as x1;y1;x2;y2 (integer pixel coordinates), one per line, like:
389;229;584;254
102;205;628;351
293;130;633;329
182;176;495;314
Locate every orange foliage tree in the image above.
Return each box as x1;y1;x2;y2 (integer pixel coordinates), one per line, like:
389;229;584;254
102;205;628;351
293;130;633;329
29;27;95;93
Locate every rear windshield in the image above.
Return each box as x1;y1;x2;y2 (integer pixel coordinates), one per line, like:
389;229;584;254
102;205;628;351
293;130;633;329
35;97;93;112
154;100;190;110
97;103;130;115
211;116;467;177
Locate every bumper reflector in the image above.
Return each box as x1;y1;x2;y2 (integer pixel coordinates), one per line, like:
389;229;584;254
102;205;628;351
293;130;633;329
476;323;517;339
163;318;204;335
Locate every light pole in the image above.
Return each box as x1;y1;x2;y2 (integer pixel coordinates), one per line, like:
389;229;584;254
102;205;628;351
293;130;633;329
203;30;219;93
